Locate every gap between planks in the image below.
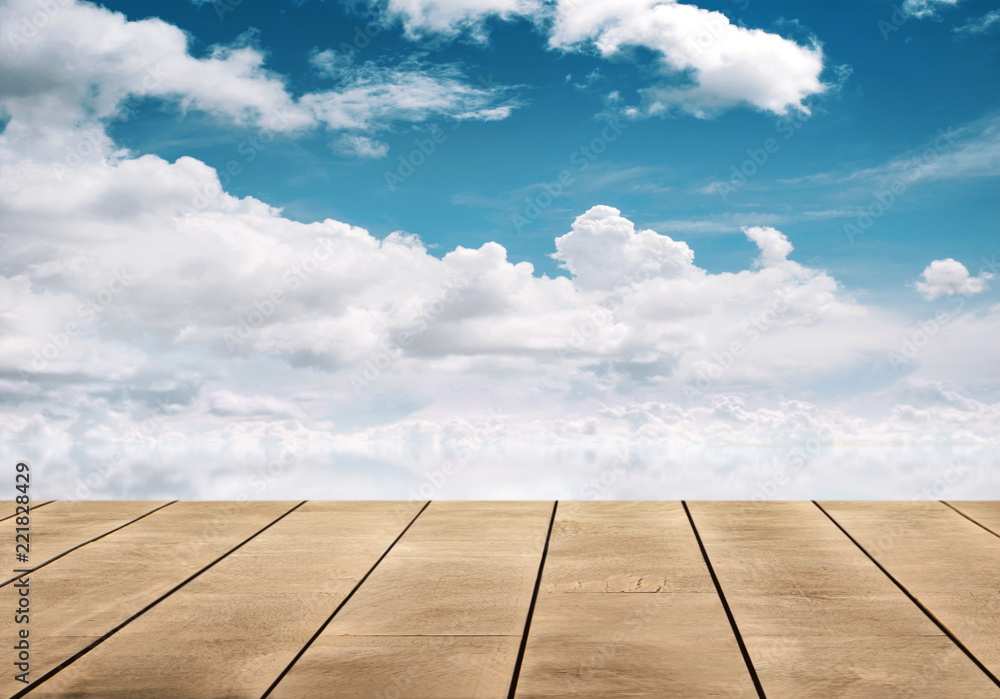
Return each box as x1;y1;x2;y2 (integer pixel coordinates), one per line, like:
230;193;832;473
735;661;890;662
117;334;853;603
259;500;431;699
12;501;308;699
813;500;1000;690
1;501;177;588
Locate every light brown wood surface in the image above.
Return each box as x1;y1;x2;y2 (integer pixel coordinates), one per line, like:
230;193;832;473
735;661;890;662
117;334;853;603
687;501;1000;698
514;501;753;698
267;501;554;699
1;501;170;586
821;501;1000;679
3;501;298;697
3;500;1000;698
19;501;425;699
0;502;53;522
947;501;1000;536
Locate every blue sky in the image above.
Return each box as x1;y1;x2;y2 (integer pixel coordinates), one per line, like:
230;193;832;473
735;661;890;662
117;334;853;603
1;0;999;497
100;0;999;298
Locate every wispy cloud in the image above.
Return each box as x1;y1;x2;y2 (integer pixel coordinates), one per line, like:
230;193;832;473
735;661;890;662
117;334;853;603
953;9;1000;35
778;114;1000;190
901;0;961;19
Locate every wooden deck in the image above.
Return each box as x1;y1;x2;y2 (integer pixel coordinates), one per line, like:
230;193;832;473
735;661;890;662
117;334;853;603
4;500;1000;698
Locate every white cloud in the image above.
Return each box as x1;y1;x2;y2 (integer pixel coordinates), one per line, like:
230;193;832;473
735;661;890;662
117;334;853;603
301;59;519;132
2;111;997;451
902;0;961;18
0;1;313;135
916;259;993;300
333;133;390;158
785;113;1000;192
548;0;827;117
380;0;545;38
369;0;828;117
0;0;519;162
1;0;998;470
954;10;1000;35
742;225;793;266
552;205;695;290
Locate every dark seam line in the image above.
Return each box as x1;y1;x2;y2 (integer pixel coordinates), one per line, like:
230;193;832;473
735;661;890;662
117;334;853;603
940;501;1000;540
813;501;1000;688
683;501;766;699
1;500;55;522
260;500;432;699
11;500;308;698
506;500;558;699
2;501;178;588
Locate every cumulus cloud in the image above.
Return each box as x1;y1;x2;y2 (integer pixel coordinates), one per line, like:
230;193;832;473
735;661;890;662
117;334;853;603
366;0;828;117
0;0;519;161
548;0;827;116
1;0;998;462
381;0;545;37
1;109;997;450
916;259;993;300
743;226;793;266
552;205;695;290
0;1;313;134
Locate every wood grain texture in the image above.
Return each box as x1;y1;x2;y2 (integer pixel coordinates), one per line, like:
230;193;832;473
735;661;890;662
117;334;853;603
538;501;717;593
268;501;554;699
1;501;53;521
4;500;999;698
2;501;297;697
688;501;1000;698
947;501;1000;536
20;501;425;699
1;501;169;585
821;500;1000;679
513;501;752;698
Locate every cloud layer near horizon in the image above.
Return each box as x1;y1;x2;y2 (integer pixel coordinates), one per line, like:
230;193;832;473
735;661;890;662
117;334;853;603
1;0;999;454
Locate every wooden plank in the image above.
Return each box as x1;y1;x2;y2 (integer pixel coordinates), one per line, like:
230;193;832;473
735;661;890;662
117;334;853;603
1;501;170;585
688;501;1000;697
947;501;1000;536
0;501;53;522
21;501;425;699
513;501;753;698
821;500;1000;680
267;501;554;699
1;500;297;697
